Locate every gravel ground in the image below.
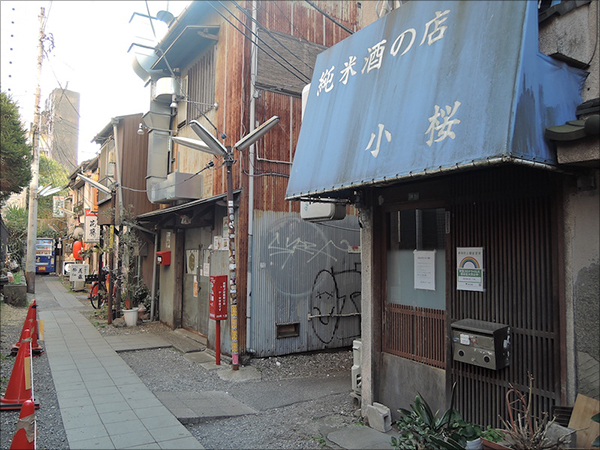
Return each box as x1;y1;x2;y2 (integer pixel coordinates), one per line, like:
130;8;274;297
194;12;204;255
1;301;69;450
2;290;362;450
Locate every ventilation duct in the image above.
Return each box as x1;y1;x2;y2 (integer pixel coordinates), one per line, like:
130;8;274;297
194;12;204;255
131;52;167;84
152;77;181;103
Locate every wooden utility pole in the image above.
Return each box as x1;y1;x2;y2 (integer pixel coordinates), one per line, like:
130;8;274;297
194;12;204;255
25;7;46;293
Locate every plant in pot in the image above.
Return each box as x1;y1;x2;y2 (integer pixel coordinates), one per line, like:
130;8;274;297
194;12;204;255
391;383;504;450
391;384;464;450
116;216;146;325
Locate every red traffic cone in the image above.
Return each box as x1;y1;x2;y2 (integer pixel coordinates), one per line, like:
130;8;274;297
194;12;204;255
11;301;43;356
1;329;39;410
10;399;36;450
12;318;43;357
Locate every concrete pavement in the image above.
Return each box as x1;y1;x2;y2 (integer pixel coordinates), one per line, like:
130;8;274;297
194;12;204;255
37;277;204;449
31;275;396;449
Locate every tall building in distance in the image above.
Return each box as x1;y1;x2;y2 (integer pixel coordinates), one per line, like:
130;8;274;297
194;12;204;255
40;88;80;172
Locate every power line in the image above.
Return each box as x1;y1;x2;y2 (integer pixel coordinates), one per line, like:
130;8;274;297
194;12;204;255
231;0;316;76
304;1;354;35
208;2;310;85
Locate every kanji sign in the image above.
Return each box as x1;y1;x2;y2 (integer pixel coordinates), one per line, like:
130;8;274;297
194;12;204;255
84;210;99;243
209;275;228;320
69;264;89;282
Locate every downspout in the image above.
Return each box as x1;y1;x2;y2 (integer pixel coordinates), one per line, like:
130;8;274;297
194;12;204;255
246;0;258;354
127;222;159;322
112;119;125;221
150;232;159;321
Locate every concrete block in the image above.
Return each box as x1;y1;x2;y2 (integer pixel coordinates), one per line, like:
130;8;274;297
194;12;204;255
366;402;392;432
2;284;28;307
351;365;362;393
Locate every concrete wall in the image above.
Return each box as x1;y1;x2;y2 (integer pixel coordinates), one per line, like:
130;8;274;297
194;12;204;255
379;353;446;422
563;170;600;402
158;229;176;327
539;0;600;404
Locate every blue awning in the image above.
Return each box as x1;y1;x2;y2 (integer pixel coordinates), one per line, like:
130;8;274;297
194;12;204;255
286;0;587;200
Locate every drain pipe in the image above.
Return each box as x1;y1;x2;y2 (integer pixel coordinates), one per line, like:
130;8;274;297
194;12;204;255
112;119;125;221
246;0;258;354
126;222;160;321
150;232;159;321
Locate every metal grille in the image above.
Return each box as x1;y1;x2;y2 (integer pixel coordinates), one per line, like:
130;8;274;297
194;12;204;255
384;304;446;368
187;45;216;123
448;168;560;429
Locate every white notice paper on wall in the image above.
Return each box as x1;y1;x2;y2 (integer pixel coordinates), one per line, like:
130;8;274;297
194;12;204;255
414;250;436;291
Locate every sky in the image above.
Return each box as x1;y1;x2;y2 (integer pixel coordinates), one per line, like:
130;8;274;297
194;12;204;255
1;1;191;168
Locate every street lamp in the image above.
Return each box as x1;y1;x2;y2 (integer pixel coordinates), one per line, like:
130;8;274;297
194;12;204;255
173;116;279;370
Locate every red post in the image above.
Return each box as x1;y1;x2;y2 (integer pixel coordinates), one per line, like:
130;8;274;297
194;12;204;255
215;320;221;365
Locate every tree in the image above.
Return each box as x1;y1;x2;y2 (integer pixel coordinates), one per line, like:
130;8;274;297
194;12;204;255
2;205;28;269
37;154;69;237
0;91;32;205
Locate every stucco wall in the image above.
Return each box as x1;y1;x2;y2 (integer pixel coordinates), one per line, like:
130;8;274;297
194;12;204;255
564;171;600;401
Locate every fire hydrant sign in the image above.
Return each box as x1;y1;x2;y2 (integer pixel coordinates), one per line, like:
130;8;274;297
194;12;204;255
210;275;228;320
457;247;484;292
69;264;89;282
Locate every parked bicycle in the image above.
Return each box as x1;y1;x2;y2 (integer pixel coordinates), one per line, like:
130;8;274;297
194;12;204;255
88;266;116;309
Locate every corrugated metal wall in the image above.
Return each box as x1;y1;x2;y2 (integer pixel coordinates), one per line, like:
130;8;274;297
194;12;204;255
250;210;361;356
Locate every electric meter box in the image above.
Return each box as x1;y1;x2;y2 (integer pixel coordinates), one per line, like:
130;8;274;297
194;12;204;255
451;319;511;370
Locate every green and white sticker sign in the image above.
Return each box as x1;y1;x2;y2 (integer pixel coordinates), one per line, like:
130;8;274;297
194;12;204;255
457;247;484;292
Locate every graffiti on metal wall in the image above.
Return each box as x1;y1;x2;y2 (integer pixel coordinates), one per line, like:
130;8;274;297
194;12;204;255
260;217;360;297
267;233;357;268
257;216;361;346
310;264;361;344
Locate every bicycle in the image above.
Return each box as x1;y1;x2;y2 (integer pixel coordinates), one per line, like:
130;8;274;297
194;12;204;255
88;267;116;309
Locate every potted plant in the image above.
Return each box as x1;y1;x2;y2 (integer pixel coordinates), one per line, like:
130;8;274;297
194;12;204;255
391;384;505;450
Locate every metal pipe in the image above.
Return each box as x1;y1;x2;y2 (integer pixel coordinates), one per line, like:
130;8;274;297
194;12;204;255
112;120;125;221
150;232;158;322
246;0;258;355
307;312;362;321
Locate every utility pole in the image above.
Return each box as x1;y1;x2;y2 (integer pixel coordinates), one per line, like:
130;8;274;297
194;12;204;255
25;7;46;293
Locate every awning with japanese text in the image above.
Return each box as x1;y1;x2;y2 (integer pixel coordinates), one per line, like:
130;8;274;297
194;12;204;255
286;0;587;200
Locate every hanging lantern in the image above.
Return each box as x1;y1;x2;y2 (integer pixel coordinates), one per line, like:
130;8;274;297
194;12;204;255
73;240;83;260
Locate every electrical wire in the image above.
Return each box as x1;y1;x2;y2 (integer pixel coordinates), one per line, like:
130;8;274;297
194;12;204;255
208;2;310;85
219;0;311;82
304;0;354;35
231;0;316;76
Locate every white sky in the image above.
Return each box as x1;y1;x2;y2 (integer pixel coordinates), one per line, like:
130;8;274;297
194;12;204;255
1;1;191;167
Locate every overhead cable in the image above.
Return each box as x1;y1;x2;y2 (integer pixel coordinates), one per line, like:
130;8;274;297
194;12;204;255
304;0;354;35
208;2;310;84
231;0;315;76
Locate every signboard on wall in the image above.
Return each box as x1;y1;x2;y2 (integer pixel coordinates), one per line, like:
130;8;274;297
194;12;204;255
414;250;436;291
457;247;484;292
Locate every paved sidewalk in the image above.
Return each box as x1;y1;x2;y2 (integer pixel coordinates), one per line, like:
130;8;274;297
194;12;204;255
33;276;397;450
37;278;204;450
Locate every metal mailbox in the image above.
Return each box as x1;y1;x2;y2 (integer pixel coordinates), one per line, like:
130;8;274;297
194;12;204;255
156;251;171;265
451;319;511;370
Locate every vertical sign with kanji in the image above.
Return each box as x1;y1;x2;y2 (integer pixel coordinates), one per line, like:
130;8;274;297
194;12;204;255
53;196;65;218
209;275;228;320
85;210;99;243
